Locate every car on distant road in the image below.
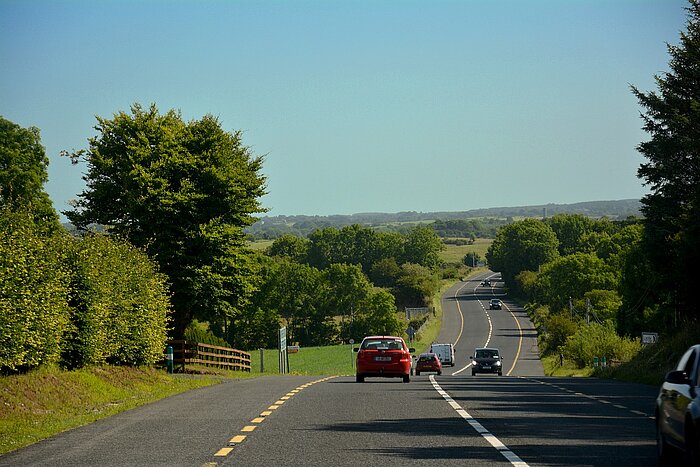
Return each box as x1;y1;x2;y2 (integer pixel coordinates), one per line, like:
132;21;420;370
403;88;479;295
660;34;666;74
481;279;491;286
471;347;503;376
415;352;442;376
656;344;700;463
489;299;502;310
354;336;415;383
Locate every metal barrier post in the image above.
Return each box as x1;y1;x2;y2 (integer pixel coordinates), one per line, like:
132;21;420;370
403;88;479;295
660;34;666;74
166;345;174;374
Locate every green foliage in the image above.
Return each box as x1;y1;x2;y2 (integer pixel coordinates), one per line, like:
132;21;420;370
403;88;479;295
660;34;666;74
632;1;700;322
344;289;404;340
66;104;266;337
393;263;440;309
582;289;622;323
0;210;70;371
561;322;642;368
514;270;538;298
462;251;481;267
545;214;616;256
62;234;170;368
486;218;559;284
533;253;616;310
542;313;578;354
183;320;229;347
430;218;504;239
266;234;310;262
0;117;58;227
402;225;444;269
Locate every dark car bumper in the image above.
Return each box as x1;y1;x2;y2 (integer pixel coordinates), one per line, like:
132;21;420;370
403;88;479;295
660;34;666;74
415;364;441;373
472;362;502;374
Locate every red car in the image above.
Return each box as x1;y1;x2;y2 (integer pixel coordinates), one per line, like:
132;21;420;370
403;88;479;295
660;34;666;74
354;336;415;383
415;352;442;376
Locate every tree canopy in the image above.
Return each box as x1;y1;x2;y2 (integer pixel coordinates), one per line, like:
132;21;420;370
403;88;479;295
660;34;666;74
486;219;560;284
0;116;58;226
66;104;267;337
632;0;700;320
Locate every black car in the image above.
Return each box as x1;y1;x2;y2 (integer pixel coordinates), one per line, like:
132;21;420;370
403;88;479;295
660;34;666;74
656;344;700;464
471;347;503;376
489;299;502;310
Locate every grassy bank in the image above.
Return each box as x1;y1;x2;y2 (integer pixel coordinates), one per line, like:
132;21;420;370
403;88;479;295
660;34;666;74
0;366;222;455
594;322;700;386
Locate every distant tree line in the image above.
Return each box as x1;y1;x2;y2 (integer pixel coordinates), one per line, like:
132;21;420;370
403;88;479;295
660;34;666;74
245;201;641;240
248;224;444;346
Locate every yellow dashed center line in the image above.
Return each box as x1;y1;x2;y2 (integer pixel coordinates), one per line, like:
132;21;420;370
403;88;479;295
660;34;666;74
214;447;233;457
209;376;337;461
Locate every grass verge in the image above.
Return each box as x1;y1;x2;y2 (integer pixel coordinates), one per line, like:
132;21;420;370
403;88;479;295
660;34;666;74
0;365;221;455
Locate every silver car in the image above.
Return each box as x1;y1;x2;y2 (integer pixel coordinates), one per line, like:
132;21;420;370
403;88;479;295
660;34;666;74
656;344;700;463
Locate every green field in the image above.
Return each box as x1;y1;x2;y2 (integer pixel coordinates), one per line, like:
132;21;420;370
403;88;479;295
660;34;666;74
439;238;493;264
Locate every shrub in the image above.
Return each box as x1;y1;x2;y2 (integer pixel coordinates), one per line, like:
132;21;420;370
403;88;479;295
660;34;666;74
0;210;70;371
62;234;170;368
562;322;641;368
543;313;578;354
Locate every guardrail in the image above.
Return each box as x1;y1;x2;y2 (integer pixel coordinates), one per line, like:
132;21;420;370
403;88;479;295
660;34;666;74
166;340;251;372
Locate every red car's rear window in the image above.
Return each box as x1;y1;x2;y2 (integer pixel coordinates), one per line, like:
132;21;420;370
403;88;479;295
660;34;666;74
361;338;404;350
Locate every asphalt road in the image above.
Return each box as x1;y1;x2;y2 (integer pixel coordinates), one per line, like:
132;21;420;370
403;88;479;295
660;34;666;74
0;272;660;466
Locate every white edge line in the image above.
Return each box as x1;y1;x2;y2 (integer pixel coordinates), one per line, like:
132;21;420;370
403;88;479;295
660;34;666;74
430;375;529;467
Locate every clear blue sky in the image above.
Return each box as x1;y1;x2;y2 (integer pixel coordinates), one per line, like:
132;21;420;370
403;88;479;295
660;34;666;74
0;0;688;219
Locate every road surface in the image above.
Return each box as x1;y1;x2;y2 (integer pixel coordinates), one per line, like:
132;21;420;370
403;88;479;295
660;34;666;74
0;273;659;466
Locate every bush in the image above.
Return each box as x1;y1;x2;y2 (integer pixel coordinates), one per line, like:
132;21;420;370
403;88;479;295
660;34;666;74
0;210;71;371
62;233;170;368
543;313;578;354
562;322;641;368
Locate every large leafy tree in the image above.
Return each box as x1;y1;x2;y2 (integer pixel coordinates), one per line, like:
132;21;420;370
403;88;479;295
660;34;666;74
401;225;444;269
66;104;266;338
0;116;58;226
486;219;560;285
632;1;700;320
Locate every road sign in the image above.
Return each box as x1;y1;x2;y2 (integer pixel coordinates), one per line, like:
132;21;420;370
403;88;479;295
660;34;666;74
642;332;659;345
279;327;288;374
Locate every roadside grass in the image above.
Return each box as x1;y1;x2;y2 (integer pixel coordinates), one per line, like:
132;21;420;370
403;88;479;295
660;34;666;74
541;355;594;377
0;365;221;455
248;277;464;377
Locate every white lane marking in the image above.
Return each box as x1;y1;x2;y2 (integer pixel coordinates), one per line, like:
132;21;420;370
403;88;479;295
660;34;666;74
430;375;529;467
521;377;654;419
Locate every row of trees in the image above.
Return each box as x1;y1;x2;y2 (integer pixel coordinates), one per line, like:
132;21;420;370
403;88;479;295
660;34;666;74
245;224;444;347
486;214;644;365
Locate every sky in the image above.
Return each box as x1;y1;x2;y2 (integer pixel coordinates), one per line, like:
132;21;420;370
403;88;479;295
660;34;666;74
0;0;689;220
